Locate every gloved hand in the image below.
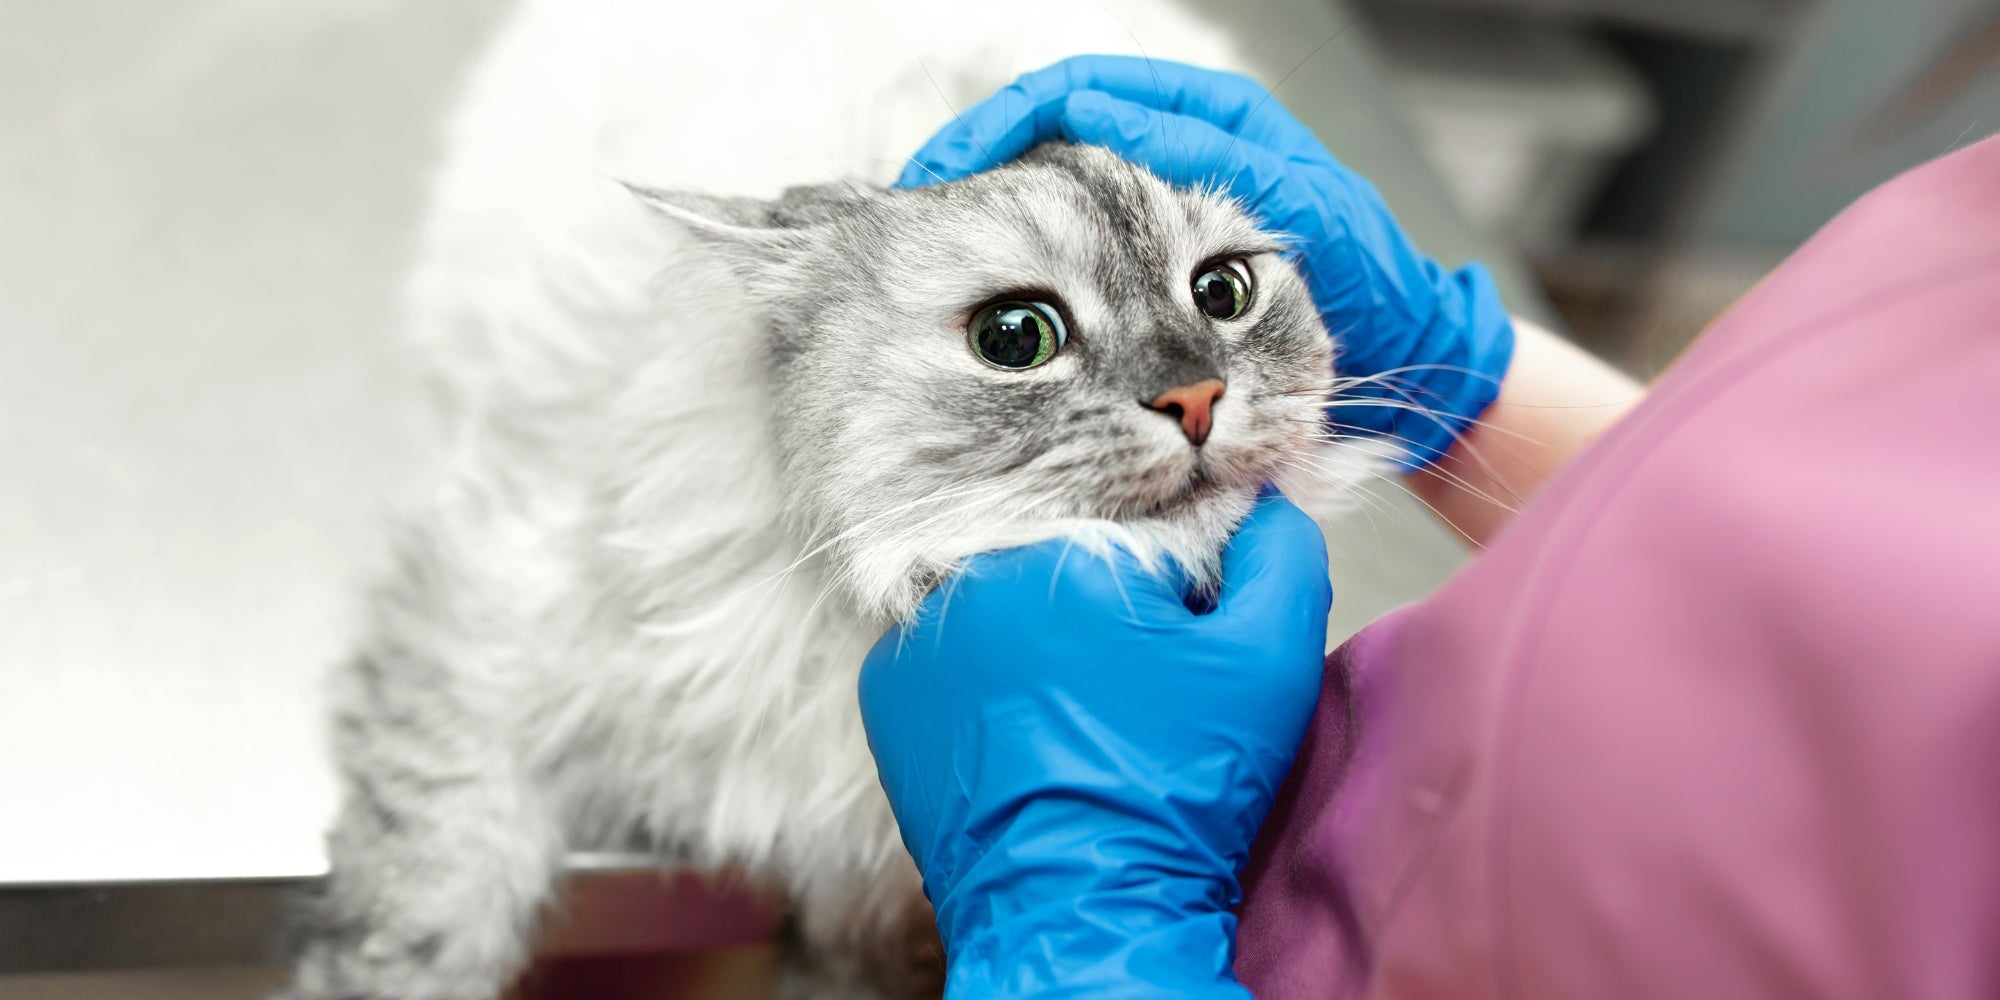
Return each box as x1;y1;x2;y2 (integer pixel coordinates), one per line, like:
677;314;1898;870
859;491;1332;997
898;55;1514;469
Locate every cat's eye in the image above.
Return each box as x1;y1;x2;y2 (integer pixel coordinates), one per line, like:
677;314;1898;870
969;301;1068;370
1192;259;1253;320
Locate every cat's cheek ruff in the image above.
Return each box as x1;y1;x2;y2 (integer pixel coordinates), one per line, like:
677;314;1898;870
828;381;1347;626
838;423;1391;628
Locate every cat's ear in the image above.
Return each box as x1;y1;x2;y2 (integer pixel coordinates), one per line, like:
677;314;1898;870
625;181;877;300
624;185;816;273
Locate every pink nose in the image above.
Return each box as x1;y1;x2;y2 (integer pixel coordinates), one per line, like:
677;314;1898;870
1145;379;1226;447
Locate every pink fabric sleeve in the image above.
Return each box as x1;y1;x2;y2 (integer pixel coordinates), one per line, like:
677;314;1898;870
1236;135;2000;1000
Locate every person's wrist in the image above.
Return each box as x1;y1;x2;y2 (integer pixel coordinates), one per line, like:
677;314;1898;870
941;885;1251;999
926;799;1254;998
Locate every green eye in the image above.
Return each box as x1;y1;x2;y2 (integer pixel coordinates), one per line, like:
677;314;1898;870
969;301;1067;370
1192;259;1253;320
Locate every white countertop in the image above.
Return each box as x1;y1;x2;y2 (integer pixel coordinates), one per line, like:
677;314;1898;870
0;0;499;882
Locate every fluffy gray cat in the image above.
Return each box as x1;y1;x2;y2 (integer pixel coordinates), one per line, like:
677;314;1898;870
278;137;1381;999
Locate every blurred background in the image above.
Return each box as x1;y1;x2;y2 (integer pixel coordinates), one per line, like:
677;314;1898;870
1;0;1994;997
1361;0;2000;372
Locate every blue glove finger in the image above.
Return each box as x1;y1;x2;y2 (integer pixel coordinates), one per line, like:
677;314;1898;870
897;55;1309;188
943;538;1197;635
898;87;1069;189
1057;90;1324;243
1021;56;1312;151
1210;490;1331;624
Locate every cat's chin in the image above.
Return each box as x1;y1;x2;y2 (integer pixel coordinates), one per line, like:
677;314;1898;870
832;479;1263;628
1114;430;1298;519
1142;477;1265;561
1138;464;1250;518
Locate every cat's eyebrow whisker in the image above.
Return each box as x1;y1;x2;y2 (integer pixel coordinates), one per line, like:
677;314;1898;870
904;156;947;187
1086;2;1183;180
916;53;996;171
1217;15;1362;168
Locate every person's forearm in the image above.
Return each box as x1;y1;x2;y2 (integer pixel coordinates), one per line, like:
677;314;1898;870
1410;318;1643;546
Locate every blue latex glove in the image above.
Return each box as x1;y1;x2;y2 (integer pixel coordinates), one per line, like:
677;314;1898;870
898;55;1514;469
859;491;1332;997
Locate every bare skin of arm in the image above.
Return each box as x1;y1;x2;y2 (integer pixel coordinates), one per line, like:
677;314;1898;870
1410;319;1645;547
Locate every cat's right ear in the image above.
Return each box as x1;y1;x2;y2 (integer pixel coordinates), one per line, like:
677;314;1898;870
623;185;814;295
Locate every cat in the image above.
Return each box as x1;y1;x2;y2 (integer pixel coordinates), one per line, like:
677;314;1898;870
278;3;1391;998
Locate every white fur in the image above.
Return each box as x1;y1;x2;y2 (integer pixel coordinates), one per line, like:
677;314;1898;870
284;4;1389;998
407;0;1253;875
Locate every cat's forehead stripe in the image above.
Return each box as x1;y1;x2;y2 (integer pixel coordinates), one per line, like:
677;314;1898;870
875;146;1281;328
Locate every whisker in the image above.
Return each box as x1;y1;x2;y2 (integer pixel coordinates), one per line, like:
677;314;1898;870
1286;450;1489;546
916;53;995;170
1282;454;1398;524
903;155;947;186
1277;457;1394;558
1086;2;1182;180
1312;418;1527;512
645;480;1008;632
1320;395;1544;447
770;479;1001;585
1219;15;1363;167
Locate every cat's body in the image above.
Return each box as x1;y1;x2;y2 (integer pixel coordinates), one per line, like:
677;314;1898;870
282;3;1386;998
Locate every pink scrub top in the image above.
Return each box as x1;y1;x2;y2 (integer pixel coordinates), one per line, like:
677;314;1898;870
1236;135;2000;999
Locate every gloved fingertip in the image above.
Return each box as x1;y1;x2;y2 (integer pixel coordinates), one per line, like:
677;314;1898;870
1046;542;1201;623
1251;496;1324;561
1216;490;1331;614
1110;545;1197;600
1155;552;1201;603
1057;89;1138;143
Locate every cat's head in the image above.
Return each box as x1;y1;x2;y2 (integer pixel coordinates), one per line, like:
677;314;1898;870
636;143;1339;621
